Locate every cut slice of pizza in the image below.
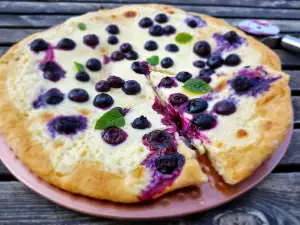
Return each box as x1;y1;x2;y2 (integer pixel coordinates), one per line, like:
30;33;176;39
149;66;292;184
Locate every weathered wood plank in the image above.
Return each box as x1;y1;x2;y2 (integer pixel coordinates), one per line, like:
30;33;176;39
0;15;299;34
274;49;300;69
1;2;300;19
6;0;300;9
0;174;299;224
287;70;300;91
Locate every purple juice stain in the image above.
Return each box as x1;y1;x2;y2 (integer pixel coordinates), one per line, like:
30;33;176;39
47;115;88;138
229;67;281;97
184;15;207;28
213;33;247;54
103;55;110;64
139;153;185;201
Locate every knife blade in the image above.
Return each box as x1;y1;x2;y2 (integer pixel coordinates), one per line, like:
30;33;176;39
261;35;300;54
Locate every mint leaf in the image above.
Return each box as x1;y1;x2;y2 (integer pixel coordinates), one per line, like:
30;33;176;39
74;62;85;72
147;55;159;66
78;23;86;31
175;32;193;44
95;109;125;130
183;79;212;93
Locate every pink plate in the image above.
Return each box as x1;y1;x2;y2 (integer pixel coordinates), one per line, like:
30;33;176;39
0;126;293;219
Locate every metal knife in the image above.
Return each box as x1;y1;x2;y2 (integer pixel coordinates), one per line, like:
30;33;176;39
261;35;300;54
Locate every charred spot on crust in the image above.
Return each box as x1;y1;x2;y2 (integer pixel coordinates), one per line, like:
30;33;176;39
237;129;248;138
124;10;137;18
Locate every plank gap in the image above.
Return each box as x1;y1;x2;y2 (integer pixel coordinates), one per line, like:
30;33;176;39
273;164;300;173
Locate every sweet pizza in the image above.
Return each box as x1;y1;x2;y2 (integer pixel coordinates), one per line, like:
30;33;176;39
0;4;292;203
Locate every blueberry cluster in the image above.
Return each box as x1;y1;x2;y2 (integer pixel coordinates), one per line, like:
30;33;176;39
139;14;176;37
106;24;120;46
110;42;139;61
193;31;242;82
93;75;141;109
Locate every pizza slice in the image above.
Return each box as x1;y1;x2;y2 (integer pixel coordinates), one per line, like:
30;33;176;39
149;66;292;184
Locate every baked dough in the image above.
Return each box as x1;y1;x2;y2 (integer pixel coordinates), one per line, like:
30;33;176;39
0;4;292;202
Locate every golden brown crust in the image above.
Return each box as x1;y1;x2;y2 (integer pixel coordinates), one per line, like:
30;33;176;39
207;71;292;184
0;4;290;201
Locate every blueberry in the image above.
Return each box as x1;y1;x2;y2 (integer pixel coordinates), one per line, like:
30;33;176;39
231;76;254;94
193;60;205;68
224;31;239;44
161;57;174;68
93;93;114;109
139;17;153;28
111;51;124;61
207;55;224;69
30;39;49;53
188;98;208;114
192;114;216;130
122;80;141;95
106;24;120;35
95;80;111;92
146;130;172;151
120;43;132;53
155;153;183;174
163;25;176;35
155;13;168;23
86;58;102;71
198;75;211;84
102;127;127;145
149;25;164;36
57;38;76;50
131;62;148;75
176;71;192;83
44;88;64;105
49;115;87;135
165;44;179;52
193;41;211;57
124;51;139;60
33;88;64;108
112;107;129;116
131;116;151;129
75;71;90;82
169;93;188;107
199;68;215;76
107;35;119;45
187;20;198;28
144;40;158;51
214;100;236;115
224;54;241;66
107;76;125;88
83;34;99;48
68;88;89;103
40;61;65;82
158;76;175;88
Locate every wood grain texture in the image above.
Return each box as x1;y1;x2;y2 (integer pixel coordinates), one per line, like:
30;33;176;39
0;15;299;34
0;173;299;224
7;0;300;9
2;2;300;19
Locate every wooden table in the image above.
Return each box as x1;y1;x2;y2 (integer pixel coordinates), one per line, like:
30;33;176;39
0;0;300;224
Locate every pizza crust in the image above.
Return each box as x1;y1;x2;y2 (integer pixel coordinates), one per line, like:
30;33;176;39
205;70;292;184
0;4;291;202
